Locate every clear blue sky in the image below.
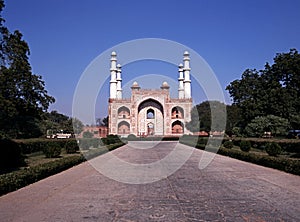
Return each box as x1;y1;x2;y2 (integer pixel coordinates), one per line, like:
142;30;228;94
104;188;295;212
3;0;300;123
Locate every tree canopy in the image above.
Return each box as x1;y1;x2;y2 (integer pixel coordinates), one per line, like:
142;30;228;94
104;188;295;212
96;116;109;127
226;49;300;131
244;115;289;137
186;101;228;133
0;1;55;138
40;111;84;136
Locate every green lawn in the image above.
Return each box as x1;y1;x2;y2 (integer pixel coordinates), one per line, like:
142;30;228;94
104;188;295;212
23;150;81;168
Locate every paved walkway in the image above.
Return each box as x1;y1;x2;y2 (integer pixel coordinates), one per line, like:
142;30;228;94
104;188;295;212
0;141;299;221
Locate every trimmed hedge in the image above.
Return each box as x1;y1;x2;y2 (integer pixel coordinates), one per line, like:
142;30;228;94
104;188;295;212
223;141;233;149
126;135;179;141
0;139;25;172
230;138;300;153
217;148;300;175
0;155;84;196
16;139;69;154
180;136;300;154
78;136;122;150
240;140;251;152
0;142;125;196
65;140;79;154
83;142;124;160
180;137;300;176
43;143;61;158
13;136;123;155
265;142;282;157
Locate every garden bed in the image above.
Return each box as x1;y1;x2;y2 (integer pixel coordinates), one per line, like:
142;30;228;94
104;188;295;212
179;135;300;176
0;142;125;196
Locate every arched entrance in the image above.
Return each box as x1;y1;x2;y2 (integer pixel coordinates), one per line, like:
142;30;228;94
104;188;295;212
138;99;164;136
118;121;130;135
172;120;184;134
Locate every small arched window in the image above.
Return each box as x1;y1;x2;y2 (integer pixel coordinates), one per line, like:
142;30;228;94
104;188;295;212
147;109;155;119
171;106;184;119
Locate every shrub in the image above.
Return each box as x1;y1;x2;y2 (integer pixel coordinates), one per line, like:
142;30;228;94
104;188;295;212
104;135;122;144
280;141;300;153
0;155;85;196
198;137;208;145
162;136;179;141
180;140;300;176
127;134;137;140
78;139;92;150
89;138;100;148
43;143;61;158
79;138;103;149
0;139;24;171
16;139;70;154
223;141;233;149
179;135;199;147
18;139;44;154
100;138;108;145
0;141;126;196
207;138;222;147
78;137;122;150
65;140;79;153
240;140;251;152
82;131;94;138
265;142;282;157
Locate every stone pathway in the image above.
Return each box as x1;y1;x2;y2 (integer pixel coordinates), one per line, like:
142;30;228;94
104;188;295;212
0;141;299;221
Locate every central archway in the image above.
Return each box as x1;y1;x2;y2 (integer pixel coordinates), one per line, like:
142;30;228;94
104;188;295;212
137;99;164;136
138;99;164;114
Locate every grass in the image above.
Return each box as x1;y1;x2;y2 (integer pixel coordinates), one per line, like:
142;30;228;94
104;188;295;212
23;150;80;168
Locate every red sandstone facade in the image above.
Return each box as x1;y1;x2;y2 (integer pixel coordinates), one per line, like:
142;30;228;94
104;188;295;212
108;51;193;137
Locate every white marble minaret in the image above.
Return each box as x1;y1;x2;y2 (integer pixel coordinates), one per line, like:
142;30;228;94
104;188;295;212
109;51;118;99
183;51;191;99
116;63;122;99
178;63;185;99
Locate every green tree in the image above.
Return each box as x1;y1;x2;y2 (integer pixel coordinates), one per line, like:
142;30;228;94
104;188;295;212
226;49;300;130
102;116;109;127
40;111;84;136
72;118;84;135
186;101;226;132
226;104;242;135
290;114;300;129
82;131;93;138
0;1;55;138
264;49;300;120
226;69;265;126
0;0;8;66
96;116;109;127
244;115;289;137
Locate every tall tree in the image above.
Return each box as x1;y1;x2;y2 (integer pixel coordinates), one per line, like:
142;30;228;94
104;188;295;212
96;116;109;127
226;69;265;126
186;101;227;132
226;49;300;130
0;1;55;138
40;111;84;136
226;104;242;135
0;0;7;66
264;49;300;120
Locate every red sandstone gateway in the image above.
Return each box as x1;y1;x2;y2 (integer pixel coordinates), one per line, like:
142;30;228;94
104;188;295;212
108;51;193;137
